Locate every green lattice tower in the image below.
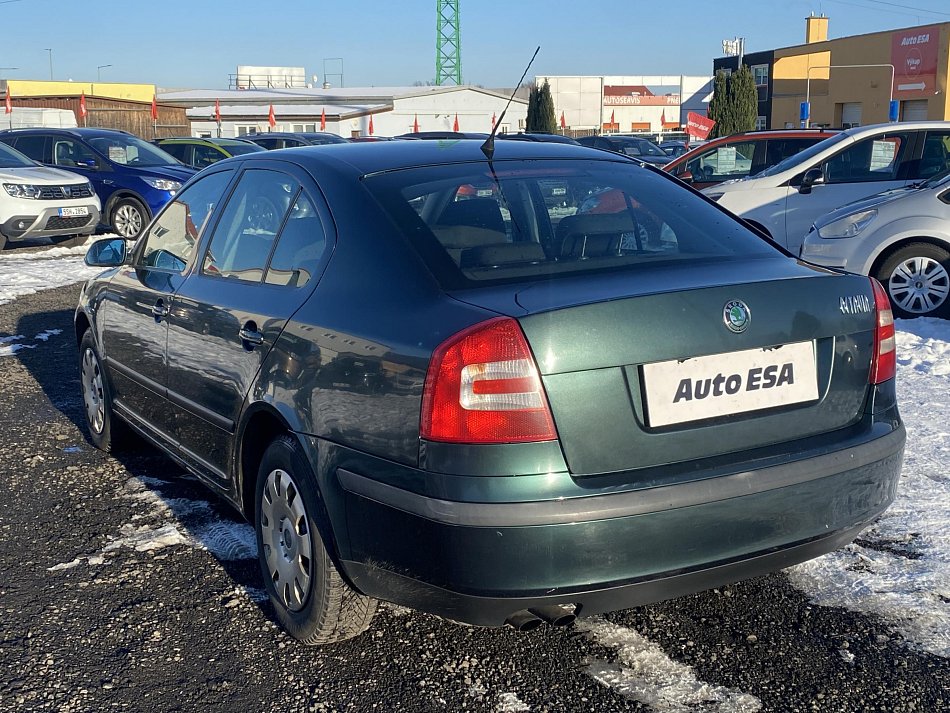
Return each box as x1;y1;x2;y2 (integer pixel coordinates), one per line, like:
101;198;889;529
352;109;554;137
436;0;461;86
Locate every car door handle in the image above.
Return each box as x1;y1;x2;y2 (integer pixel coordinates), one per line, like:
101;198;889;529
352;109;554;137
151;301;169;322
239;327;265;348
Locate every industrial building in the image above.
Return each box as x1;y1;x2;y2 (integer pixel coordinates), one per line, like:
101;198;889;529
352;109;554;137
714;16;950;129
538;75;713;134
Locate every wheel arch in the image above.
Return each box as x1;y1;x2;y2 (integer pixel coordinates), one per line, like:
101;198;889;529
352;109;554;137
103;190;151;222
236;404;292;519
74;309;91;347
869;235;950;278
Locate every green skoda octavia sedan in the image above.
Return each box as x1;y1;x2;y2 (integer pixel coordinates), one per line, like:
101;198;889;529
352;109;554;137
76;139;905;644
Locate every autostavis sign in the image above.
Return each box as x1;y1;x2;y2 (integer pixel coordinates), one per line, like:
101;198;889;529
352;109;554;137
891;25;939;97
686;112;715;140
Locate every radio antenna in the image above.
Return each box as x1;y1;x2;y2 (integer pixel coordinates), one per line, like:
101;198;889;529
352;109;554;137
481;46;540;160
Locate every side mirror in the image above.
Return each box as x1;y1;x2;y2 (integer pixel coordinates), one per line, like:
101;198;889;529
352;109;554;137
798;167;825;195
85;237;128;267
679;170;694;183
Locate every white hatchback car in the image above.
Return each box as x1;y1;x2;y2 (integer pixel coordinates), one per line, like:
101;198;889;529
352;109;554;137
704;121;950;255
801;168;950;319
0;140;100;250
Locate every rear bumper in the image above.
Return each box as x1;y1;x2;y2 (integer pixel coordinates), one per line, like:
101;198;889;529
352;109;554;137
336;424;905;627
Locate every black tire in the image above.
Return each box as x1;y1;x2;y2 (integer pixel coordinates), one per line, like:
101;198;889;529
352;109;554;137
255;435;377;645
79;329;132;452
110;197;148;239
0;233;7;251
876;242;950;319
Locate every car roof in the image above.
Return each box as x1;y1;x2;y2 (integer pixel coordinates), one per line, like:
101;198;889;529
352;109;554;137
233;138;626;176
0;127;133;138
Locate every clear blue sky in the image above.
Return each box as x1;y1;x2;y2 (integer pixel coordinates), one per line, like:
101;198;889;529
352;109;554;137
2;0;950;89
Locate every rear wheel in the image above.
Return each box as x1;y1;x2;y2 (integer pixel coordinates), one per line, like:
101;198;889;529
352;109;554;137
255;435;377;644
79;329;131;452
110;197;148;239
876;243;950;319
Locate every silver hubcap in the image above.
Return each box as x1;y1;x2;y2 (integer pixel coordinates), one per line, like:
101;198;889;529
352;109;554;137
81;347;105;434
888;256;950;314
260;468;313;612
113;203;143;238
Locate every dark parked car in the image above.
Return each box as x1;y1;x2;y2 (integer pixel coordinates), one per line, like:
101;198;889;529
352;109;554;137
498;132;580;145
154;136;265;169
77;139;904;645
577;134;673;165
397;131;490;140
241;131;348;150
0;127;196;238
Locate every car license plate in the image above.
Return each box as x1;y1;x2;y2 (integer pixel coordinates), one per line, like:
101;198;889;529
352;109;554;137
58;207;89;217
642;341;818;427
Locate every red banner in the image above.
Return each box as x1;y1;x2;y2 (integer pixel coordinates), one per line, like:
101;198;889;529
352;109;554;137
891;25;939;97
686;112;715;140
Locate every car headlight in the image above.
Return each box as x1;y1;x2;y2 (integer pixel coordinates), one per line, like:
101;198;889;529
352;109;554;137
143;177;182;192
3;183;41;199
817;209;877;239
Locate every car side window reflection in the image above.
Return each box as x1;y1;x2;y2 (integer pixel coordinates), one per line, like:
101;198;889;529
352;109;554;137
203;169;298;282
137;170;233;272
264;192;327;288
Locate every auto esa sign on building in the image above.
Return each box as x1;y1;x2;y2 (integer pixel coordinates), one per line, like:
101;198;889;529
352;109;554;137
891;26;939;97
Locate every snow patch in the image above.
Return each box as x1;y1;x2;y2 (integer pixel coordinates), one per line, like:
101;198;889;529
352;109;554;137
0;239;116;307
578;618;762;712
787;317;950;658
495;692;531;712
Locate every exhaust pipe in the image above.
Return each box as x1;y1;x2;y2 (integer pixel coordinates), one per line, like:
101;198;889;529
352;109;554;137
528;604;576;627
506;610;543;632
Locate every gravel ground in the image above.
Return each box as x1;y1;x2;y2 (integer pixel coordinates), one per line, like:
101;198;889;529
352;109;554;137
0;283;947;713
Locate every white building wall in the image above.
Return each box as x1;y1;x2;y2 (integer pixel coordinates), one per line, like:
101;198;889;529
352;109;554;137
541;74;712;132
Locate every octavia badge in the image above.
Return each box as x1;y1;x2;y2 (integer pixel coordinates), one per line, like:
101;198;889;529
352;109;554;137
723;300;751;333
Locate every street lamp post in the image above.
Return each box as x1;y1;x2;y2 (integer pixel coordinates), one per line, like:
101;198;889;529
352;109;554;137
97;64;112;81
44;48;52;80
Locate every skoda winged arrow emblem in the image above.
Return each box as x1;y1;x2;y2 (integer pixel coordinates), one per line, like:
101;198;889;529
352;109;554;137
723;300;751;333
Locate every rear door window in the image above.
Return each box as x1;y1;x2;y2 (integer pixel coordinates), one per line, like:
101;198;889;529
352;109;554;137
202;169;298;282
365;159;780;289
264;192;328;287
10;135;50;162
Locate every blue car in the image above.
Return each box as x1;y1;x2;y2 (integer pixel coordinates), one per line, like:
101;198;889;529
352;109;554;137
0;128;196;238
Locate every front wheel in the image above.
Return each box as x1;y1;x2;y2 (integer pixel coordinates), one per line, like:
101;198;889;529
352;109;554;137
876;243;950;319
255;435;377;644
110;197;148;239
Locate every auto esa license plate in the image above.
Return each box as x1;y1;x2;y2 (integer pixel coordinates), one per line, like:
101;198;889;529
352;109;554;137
642;341;818;427
58;207;89;217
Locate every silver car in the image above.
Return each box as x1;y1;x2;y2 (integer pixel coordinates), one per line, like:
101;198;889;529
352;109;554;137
801;169;950;319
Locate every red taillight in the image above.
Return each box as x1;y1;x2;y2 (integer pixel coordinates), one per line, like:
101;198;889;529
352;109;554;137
420;317;557;444
870;278;896;385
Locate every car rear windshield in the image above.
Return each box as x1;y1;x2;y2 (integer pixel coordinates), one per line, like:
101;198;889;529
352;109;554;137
363;159;781;289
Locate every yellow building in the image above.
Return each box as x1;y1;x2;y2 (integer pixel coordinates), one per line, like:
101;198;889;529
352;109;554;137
770;16;950;128
0;79;156;103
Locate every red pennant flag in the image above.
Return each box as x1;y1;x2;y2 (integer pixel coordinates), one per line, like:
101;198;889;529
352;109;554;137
151;94;158;121
320;107;326;131
560;111;566;129
79;92;87;119
268;104;276;128
491;111;496;129
4;91;10;115
215;99;221;123
610;110;615;125
661;109;667;125
413;114;419;133
368;114;374;135
453;113;459;132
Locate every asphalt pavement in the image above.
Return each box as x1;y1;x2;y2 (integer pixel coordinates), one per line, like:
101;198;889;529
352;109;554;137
0;283;947;713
